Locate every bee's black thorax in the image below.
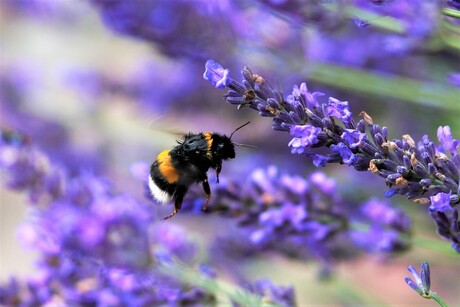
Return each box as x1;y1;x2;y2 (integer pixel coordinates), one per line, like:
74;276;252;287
173;132;236;174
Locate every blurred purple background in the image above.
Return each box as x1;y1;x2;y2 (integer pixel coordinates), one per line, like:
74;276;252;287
1;0;459;305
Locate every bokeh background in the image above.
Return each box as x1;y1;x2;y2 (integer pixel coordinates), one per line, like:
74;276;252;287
1;0;459;305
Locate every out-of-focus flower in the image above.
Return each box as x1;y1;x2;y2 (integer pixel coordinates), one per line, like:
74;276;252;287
350;198;412;253
2;0;79;22
238;279;296;307
181;165;411;267
1;67;105;175
0;129;66;203
447;0;460;10
64;59;198;113
1;131;296;305
447;72;460;87
89;0;238;59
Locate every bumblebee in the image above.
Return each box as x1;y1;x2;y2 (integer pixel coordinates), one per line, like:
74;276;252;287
149;122;251;220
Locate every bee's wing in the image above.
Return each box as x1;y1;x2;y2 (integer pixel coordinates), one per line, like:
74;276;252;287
141;115;188;139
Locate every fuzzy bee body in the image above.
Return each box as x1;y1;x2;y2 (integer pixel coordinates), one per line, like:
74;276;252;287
149;131;237;220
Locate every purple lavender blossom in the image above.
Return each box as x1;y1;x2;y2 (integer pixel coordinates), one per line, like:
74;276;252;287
2;0;79;22
330;143;357;166
404;261;447;306
447;0;460;10
203;60;459;252
326;98;354;127
288;125;322;154
430;192;453;213
342;129;367;149
405;262;430;297
64;59;198;113
89;0;237;59
0;129;66;203
447;73;460;87
183;166;411;265
437;126;460;154
203;60;232;89
1;131;295;305
430;202;460;252
350;198;411;253
1;67;105;175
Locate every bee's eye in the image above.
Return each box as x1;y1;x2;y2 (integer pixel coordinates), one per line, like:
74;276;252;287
218;143;224;148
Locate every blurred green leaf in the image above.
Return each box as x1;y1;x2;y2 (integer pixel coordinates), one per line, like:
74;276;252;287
443;8;460;19
412;237;459;256
323;3;405;34
342;6;405;34
303;63;460;112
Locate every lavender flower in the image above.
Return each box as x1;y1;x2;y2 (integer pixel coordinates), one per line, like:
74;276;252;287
89;0;238;59
447;72;460;87
203;60;232;89
64;59;198;113
405;262;430;297
0;129;66;203
429;195;460;252
1;66;105;174
404;261;448;306
350;198;412;254
1;130;294;305
181;165;411;266
447;0;460;10
204;60;459;252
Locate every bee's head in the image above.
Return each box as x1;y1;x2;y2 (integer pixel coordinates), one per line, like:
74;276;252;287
213;121;254;160
213;135;236;160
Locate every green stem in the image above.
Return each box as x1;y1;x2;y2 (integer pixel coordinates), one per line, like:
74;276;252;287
158;261;281;306
412;237;458;256
440;19;460;52
443;8;460;19
430;292;449;307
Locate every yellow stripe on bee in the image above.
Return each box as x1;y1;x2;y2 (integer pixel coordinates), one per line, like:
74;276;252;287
157;150;179;183
203;132;213;158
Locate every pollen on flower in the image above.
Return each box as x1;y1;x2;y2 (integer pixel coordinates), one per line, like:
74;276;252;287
413;198;431;205
252;74;265;85
402;134;415;148
368;160;378;174
359;111;373;125
395;177;408;186
410;153;418;168
435;173;446;181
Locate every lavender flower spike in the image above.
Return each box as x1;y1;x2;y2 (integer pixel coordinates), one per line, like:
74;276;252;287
203;60;231;89
404;261;447;307
203;59;460;252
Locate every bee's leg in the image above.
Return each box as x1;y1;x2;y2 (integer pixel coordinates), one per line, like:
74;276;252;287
162;186;187;221
201;176;211;211
215;163;222;183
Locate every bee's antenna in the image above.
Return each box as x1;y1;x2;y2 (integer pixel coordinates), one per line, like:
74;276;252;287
233;142;257;149
229;121;251;140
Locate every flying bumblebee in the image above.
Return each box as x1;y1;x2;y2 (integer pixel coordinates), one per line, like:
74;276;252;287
149;122;252;220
